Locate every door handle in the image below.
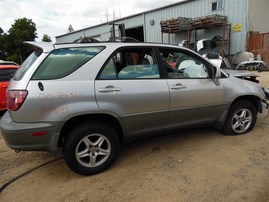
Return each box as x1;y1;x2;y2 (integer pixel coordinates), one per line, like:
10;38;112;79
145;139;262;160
99;85;121;93
171;83;187;90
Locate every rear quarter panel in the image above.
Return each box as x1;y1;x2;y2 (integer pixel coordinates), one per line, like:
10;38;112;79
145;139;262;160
8;45;115;122
11;79;100;122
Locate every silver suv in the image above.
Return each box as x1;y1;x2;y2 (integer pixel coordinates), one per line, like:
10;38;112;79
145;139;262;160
1;41;268;175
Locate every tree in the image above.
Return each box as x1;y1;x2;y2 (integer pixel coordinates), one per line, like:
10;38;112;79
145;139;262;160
0;27;7;60
0;27;3;35
0;18;37;64
68;25;74;33
42;34;52;42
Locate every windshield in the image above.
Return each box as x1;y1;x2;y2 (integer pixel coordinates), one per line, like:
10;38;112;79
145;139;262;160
13;50;42;81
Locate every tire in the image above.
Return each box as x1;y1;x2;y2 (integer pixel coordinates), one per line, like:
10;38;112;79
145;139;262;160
222;100;257;135
63;122;120;175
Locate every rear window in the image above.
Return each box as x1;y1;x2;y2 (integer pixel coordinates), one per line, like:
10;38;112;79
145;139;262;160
0;68;18;82
32;46;105;80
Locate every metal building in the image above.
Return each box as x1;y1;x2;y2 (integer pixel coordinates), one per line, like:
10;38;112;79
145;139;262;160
56;0;269;57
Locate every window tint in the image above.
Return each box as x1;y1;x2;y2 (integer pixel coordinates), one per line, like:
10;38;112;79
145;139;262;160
0;68;18;82
32;47;105;80
99;59;117;79
99;47;160;79
160;48;209;79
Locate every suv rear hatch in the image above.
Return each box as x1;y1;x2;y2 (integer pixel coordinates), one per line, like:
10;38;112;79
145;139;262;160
7;42;54;120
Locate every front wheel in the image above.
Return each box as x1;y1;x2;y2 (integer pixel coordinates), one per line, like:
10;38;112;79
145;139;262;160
222;100;257;135
64;122;120;175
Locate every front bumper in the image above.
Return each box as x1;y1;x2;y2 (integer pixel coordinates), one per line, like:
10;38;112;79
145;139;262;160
260;99;269;113
260;87;269;115
0;112;61;152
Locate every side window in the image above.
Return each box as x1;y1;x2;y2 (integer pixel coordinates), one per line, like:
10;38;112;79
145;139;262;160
99;59;117;79
99;47;160;79
32;46;105;80
160;49;209;79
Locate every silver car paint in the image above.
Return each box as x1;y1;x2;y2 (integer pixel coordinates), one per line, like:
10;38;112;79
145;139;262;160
220;75;266;103
1;42;267;153
166;78;226;129
16;80;99;122
95;79;170;136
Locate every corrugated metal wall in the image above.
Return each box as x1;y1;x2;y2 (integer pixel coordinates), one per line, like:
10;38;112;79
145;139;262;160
56;0;249;54
144;0;248;54
56;24;111;43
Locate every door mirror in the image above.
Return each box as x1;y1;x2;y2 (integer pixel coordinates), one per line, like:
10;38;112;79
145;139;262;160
212;66;221;86
212;66;221;79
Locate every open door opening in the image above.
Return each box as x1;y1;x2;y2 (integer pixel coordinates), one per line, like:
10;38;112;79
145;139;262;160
125;26;144;42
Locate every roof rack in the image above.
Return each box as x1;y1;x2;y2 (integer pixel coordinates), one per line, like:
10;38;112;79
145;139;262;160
66;36;140;44
72;37;100;43
108;37;140;42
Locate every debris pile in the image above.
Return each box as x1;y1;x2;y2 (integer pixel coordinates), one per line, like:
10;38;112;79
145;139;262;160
192;15;227;29
160;14;227;33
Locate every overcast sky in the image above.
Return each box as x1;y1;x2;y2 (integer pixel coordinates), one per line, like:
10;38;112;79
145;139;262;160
0;0;181;42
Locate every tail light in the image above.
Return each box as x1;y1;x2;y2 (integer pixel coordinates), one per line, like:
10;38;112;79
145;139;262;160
7;90;28;111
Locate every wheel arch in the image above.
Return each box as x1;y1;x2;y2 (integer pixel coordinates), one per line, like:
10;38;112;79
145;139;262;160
58;114;125;147
231;95;261;111
221;95;260;135
215;95;260;130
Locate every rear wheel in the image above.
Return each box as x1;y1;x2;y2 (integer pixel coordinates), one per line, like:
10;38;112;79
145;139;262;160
64;122;120;175
222;100;257;135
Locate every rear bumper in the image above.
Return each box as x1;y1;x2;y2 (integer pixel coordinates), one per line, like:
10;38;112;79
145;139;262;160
0;112;62;152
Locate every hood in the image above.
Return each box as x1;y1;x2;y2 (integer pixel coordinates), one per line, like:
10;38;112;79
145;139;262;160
223;69;258;78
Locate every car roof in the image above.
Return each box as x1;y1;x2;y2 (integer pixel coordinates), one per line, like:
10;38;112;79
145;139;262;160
0;65;19;69
24;41;199;60
55;41;182;48
25;41;190;51
0;61;19;66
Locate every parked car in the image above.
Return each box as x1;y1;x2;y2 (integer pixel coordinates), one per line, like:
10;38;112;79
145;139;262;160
0;65;19;111
0;60;19;66
0;41;268;175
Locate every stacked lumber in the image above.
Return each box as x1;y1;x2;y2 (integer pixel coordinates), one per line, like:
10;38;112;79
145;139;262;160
160;17;192;33
192;14;226;29
160;15;227;33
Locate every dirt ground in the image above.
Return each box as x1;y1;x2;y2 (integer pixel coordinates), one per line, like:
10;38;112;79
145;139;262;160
0;72;269;202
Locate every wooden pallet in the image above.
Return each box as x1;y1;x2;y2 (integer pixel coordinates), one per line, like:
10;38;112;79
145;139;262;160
160;14;227;33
